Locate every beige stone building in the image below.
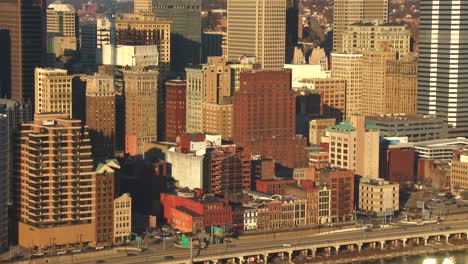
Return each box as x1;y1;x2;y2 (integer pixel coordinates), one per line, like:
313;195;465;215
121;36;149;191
231;62;257;92
116;14;171;74
114;193;132;244
299;79;346;121
18;114;96;250
331;53;363;118
227;0;286;70
327;116;380;178
359;178;399;215
134;0;152;14
202;103;233;140
342;21;411;58
186;67;204;133
384;54;418;115
293;167;315;185
309;118;336;145
333;0;388;52
124;68;158;156
35;68;73;118
202;57;232;104
361;50;397;116
47;3;79;57
451;154;468;192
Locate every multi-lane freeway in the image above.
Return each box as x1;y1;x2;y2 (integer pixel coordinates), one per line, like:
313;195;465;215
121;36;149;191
56;219;468;264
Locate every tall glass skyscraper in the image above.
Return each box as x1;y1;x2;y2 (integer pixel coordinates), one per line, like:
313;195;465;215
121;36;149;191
418;1;468;137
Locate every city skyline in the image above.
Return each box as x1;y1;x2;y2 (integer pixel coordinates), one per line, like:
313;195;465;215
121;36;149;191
0;0;467;263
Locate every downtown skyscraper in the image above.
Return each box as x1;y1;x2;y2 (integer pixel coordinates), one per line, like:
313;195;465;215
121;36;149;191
0;0;46;101
418;0;468;137
227;0;286;70
333;0;388;52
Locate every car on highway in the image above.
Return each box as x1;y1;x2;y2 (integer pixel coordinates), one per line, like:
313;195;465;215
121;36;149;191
57;250;67;255
72;249;82;253
282;243;292;247
95;246;105;250
95;260;106;263
32;252;45;257
164;256;175;260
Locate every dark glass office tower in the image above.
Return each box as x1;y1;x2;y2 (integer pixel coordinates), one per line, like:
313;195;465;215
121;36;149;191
418;1;468;137
0;0;46;102
153;0;201;73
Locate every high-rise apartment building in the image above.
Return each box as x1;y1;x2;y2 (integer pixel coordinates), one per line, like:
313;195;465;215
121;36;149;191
327;116;380;178
361;50;396;116
331;53;363;118
18;113;96;249
96;17;111;65
165;80;186;142
342;21;410;58
233;70;308;168
83;74;116;160
80;18;97;68
418;0;468;137
0;0;46;101
333;0;388;52
203;104;234;141
134;0;152;14
124;69;158;156
153;0;201;72
227;0;286;70
0;114;8;248
385;54;418;115
35;68;73;118
47;3;79;58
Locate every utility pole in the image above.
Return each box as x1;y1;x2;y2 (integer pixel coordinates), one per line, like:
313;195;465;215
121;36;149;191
163;228;166;250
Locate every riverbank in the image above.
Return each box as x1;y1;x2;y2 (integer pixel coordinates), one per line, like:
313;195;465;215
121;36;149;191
307;241;468;264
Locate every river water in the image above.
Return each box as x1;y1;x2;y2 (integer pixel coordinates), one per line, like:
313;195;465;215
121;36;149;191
358;249;467;264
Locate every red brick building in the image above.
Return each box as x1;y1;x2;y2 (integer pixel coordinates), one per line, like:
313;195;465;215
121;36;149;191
165;80;186;142
233;70;308;168
317;168;354;222
171;207;203;233
381;146;415;189
160;193;232;231
207;145;251;195
95;160;120;245
256;179;295;195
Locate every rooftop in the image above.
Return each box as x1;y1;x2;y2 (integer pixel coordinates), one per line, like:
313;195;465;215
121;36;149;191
174;206;202;217
415;137;468;149
367;114;442;122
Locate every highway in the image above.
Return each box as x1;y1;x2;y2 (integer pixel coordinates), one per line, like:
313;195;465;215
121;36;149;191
67;220;468;264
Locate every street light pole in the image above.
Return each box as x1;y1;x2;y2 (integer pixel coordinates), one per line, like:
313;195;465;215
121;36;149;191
163;228;165;250
189;237;193;263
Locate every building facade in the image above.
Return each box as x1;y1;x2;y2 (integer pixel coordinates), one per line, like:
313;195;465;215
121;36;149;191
309;119;336;145
114;193;132;244
233;70;308;168
359;178;399;216
333;0;388;52
327;116;380;178
46;3;79;57
451;154;468;192
385;54;418;115
0;0;46;101
342;22;411;58
165;80;186;142
330;53;363;118
134;0;152;14
95;160;119;245
227;0;286;70
317;168;354;222
18;114;96;250
83;74;116;159
418;0;468;137
124;69;158;156
153;0;201;72
186;67;204;133
366;115;447;143
206;146;251;195
0;115;8;248
35;68;73;118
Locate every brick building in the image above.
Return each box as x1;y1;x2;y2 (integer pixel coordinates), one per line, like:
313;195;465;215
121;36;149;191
256;179;295;195
206;145;251;195
316;167;354;222
95;160;120;245
165;79;186;142
160;192;232;231
380;138;415;189
233;70;308;168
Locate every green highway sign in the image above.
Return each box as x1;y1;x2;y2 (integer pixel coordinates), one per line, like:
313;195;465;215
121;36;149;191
181;235;189;247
